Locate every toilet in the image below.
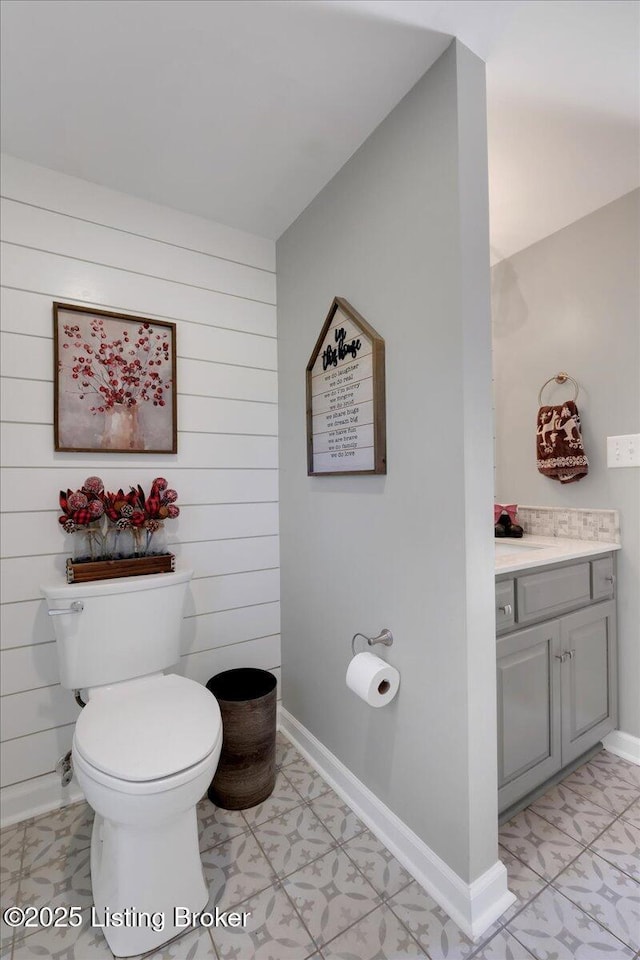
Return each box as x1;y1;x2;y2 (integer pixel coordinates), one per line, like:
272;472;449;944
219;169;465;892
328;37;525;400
41;569;222;958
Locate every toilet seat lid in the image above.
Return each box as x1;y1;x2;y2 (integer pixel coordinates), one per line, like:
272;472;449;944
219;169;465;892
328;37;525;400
74;674;221;782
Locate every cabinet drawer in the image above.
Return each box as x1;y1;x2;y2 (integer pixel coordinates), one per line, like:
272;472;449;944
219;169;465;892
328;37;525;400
496;580;515;631
591;557;615;601
517;563;590;624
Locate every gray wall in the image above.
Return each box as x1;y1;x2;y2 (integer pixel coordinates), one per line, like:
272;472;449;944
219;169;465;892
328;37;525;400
493;189;640;738
277;41;497;884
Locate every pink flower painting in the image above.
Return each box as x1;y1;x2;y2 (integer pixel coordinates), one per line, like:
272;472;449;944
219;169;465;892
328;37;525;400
54;304;177;453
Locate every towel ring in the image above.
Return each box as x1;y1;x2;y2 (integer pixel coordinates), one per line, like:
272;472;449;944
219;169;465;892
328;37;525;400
538;372;579;406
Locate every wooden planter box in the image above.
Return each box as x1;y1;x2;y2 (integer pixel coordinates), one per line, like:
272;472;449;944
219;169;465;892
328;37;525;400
66;553;175;584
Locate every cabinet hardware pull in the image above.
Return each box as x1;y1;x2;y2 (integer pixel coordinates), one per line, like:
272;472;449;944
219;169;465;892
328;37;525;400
605;575;615;585
499;603;512;616
555;651;572;663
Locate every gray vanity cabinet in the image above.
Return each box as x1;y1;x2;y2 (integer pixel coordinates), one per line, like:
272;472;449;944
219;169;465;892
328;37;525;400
497;555;617;813
560;600;616;766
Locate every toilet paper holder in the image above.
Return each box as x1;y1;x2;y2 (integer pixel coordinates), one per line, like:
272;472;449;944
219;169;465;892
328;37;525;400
351;628;394;656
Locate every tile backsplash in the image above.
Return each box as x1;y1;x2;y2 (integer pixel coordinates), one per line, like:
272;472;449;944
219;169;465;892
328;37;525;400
516;506;620;543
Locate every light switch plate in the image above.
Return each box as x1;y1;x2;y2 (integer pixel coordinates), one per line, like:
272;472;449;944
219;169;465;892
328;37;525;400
607;434;640;468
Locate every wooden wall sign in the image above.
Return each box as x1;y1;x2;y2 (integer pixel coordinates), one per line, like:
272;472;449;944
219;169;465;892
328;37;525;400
306;297;386;476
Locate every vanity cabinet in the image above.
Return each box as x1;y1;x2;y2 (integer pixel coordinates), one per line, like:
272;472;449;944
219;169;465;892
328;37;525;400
496;554;617;813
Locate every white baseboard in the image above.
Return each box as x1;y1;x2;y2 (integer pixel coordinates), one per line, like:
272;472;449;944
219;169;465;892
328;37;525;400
603;729;640;766
280;708;514;941
0;774;84;829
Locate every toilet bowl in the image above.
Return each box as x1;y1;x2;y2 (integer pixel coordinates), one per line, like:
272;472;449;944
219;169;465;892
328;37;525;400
41;570;224;958
72;675;222;957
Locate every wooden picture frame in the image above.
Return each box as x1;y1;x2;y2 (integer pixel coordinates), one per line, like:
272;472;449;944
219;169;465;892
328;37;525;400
306;297;386;476
54;302;177;454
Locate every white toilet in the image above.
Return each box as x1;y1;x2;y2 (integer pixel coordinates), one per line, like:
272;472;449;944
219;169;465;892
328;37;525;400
41;569;222;958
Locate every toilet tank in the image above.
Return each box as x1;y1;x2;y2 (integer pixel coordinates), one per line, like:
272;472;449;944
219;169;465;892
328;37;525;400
41;570;193;690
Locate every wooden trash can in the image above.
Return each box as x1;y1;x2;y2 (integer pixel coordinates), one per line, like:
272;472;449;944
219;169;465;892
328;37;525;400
206;668;277;810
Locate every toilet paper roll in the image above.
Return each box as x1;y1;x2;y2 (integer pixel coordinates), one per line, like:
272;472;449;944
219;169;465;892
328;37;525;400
346;651;400;708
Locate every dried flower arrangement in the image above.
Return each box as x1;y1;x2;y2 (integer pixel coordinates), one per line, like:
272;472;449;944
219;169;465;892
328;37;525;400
59;476;180;567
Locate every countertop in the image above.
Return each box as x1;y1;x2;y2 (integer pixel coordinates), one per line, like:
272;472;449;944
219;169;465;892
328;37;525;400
495;535;621;575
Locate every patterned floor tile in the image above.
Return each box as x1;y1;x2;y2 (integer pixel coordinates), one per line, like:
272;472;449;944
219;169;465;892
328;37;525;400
285;758;332;803
0;821;25;884
241;771;303;828
197;797;247;852
283;847;380;948
309;790;366;844
16;846;92;940
498;809;585;881
589;752;640;790
322;902;427;959
552;849;640;951
507;885;635;959
497;848;547;925
21;803;93;876
387;879;482;960
1;881;18;951
202;829;275;913
621;799;640;831
591;819;640;880
254;803;336;879
276;733;304;769
530;782;616;844
563;764;640;815
211;881;316;960
147;926;217;958
11;910;109;959
342;828;412;900
471;928;535;959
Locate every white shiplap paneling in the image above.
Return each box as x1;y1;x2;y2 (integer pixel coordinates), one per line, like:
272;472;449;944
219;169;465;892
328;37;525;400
1;244;276;338
1;154;275;272
0;157;279;805
0;198;276;305
0;423;278;469
0;467;279;513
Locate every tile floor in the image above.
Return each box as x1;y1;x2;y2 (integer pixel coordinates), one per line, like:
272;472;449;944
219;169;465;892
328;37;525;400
1;735;639;959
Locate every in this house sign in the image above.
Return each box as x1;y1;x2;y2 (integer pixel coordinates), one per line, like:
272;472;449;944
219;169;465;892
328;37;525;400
306;297;386;476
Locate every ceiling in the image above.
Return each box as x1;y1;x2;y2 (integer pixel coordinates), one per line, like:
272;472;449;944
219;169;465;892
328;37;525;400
1;0;638;261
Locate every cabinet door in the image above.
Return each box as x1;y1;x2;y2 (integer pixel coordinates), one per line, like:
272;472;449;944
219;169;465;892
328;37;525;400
560;601;617;765
497;620;561;812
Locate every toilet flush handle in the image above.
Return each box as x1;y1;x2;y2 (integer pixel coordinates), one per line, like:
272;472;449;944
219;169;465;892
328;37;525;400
48;601;84;616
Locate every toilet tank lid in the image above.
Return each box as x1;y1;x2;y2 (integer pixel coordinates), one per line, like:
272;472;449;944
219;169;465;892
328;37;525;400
41;568;193;600
73;674;221;782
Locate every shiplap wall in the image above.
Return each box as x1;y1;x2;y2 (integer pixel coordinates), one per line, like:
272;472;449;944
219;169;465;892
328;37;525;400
0;156;279;811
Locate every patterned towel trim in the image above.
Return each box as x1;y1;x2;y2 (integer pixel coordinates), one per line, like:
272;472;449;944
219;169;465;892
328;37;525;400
537;455;589;468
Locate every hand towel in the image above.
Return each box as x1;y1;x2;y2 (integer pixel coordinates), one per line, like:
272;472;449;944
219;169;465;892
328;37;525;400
536;400;589;483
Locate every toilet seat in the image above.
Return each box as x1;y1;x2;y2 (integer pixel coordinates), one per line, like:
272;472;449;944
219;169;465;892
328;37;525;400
74;674;222;783
73;735;221;796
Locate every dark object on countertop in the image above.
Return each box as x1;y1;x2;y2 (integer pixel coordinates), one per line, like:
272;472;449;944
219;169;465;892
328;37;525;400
206;668;276;810
495;510;524;538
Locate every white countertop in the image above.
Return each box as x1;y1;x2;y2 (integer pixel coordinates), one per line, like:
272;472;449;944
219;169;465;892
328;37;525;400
495;535;620;575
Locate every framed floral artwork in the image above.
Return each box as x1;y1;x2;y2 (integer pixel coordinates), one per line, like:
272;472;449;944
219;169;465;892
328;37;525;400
53;303;177;453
